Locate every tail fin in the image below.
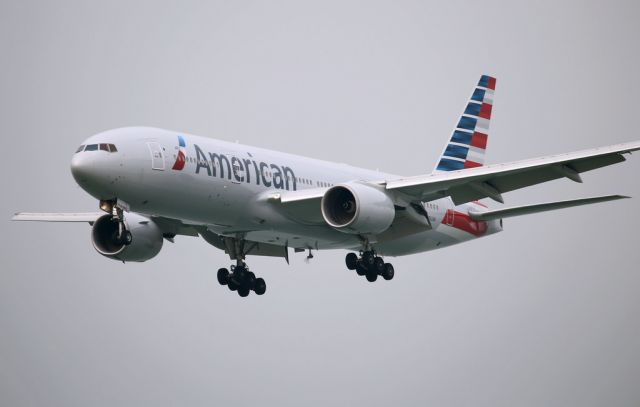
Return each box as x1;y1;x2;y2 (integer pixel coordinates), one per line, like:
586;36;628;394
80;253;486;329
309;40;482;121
434;75;496;172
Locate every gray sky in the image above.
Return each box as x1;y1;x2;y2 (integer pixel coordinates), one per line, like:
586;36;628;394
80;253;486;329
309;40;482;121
1;1;640;406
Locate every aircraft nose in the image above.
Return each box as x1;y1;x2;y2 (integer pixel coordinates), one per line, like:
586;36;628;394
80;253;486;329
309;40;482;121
70;151;112;194
70;153;93;183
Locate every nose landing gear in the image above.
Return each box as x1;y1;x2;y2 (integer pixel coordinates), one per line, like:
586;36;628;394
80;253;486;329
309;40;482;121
345;251;394;282
104;201;133;246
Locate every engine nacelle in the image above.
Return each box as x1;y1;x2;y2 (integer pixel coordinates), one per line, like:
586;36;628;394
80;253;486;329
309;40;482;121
91;212;163;262
321;182;395;234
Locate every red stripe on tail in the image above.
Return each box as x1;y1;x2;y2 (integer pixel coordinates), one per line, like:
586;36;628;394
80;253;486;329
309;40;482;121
470;132;488;149
486;77;496;90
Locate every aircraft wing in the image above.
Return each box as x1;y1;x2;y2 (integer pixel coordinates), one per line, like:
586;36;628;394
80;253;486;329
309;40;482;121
266;188;326;224
468;195;628;221
386;141;640;205
12;212;104;222
12;212;200;237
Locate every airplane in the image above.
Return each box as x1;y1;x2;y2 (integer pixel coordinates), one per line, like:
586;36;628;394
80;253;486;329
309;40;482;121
12;75;640;297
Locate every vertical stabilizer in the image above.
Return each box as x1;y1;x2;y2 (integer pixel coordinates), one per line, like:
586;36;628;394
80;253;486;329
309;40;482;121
434;75;496;172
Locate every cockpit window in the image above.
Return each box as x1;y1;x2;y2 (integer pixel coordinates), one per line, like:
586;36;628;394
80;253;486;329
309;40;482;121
77;143;118;153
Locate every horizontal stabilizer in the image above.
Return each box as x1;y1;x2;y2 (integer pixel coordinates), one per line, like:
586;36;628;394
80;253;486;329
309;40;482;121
12;212;103;222
468;195;629;221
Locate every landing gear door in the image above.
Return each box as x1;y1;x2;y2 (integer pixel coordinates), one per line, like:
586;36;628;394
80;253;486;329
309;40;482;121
147;142;165;170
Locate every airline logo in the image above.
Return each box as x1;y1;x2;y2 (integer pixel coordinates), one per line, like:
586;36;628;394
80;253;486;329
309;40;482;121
436;75;496;172
168;134;299;191
172;135;187;171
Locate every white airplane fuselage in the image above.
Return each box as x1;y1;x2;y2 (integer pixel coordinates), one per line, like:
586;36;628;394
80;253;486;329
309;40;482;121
15;74;637;296
71;127;501;257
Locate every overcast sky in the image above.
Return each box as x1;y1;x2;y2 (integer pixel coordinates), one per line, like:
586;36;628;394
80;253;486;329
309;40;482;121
2;1;640;406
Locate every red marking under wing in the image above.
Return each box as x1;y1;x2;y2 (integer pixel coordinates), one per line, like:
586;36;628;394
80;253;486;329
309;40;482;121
442;209;488;237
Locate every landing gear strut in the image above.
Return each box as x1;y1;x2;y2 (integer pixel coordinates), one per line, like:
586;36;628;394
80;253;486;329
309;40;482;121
108;202;132;246
217;259;266;297
345;250;394;282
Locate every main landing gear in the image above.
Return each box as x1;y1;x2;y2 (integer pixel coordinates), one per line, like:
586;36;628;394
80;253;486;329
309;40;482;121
216;260;266;297
345;251;394;282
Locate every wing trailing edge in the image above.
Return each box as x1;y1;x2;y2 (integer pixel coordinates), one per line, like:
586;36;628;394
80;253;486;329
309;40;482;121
468;195;629;221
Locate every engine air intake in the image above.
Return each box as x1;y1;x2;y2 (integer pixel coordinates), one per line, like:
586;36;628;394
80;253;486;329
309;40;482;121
321;183;395;234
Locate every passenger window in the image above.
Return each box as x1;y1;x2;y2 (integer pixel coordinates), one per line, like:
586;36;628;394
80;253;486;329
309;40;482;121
75;145;85;153
85;144;98;151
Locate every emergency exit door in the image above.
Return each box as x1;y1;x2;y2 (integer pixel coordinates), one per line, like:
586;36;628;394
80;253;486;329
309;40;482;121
147;142;165;170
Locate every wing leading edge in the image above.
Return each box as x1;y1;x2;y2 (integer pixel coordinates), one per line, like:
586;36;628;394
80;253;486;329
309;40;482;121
12;212;104;222
387;141;640;205
12;212;200;237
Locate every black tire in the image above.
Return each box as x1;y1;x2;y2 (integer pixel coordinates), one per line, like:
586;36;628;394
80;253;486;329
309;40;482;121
254;278;266;295
244;272;256;290
362;251;375;268
122;230;133;246
382;263;394;281
373;257;385;274
355;261;367;276
238;287;250;297
233;267;245;284
217;268;230;285
365;272;378;282
228;275;239;291
345;253;358;270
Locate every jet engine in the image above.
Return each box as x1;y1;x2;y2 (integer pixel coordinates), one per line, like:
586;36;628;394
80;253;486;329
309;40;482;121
91;212;163;262
321;182;395;234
